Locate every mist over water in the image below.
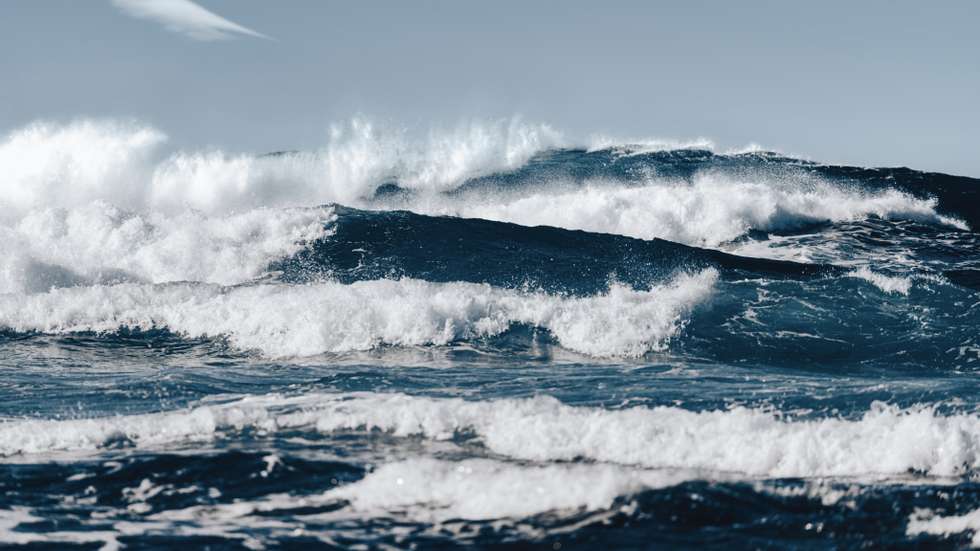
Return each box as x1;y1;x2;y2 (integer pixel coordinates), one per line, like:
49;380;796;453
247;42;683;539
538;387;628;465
2;117;980;549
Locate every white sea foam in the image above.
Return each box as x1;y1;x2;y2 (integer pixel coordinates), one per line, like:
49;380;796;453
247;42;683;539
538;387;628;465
0;118;562;217
0;399;273;456
324;458;690;522
0;270;717;358
417;175;966;248
149;118;562;212
4;392;980;481
0;203;334;294
724;143;777;155
39;458;689;542
586;134;714;155
0;507;121;550
298;394;980;478
0;117;566;296
848;267;913;295
0;120;166;220
907;507;980;547
2;118;964;250
752;480;865;507
7;392;980;536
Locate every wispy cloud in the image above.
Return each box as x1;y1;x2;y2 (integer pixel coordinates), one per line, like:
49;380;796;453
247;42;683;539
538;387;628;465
111;0;272;41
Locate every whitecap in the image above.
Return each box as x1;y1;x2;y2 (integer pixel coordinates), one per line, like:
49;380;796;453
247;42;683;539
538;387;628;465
0;270;717;358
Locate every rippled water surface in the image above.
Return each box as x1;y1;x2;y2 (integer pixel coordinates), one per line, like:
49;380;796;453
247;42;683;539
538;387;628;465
2;120;980;549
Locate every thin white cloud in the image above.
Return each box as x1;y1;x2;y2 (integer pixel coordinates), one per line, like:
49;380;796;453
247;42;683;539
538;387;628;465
111;0;272;41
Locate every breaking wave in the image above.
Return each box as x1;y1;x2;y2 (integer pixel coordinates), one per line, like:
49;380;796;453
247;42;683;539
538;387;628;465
416;176;963;248
0;202;334;294
4;113;980;548
0;271;717;358
0;118;562;217
1;118;970;249
4;392;980;480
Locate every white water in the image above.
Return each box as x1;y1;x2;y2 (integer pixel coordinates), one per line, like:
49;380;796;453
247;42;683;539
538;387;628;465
2;115;977;546
4;392;980;480
325;457;692;522
298;393;980;478
0;202;334;294
908;507;980;547
0;458;689;547
0;118;562;218
0;270;717;358
0;120;166;220
848;267;913;295
0;117;564;295
586;134;714;155
414;176;966;248
0;118;964;252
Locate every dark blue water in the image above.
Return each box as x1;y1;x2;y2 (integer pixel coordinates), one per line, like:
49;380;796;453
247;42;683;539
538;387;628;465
2;144;980;549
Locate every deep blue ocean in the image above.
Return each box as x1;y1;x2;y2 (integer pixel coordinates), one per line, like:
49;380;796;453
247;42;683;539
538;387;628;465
2;121;980;549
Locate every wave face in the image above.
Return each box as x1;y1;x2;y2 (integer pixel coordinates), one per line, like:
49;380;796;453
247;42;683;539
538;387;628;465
2;117;980;549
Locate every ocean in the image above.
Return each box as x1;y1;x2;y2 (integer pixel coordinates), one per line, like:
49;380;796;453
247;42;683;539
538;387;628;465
1;119;979;549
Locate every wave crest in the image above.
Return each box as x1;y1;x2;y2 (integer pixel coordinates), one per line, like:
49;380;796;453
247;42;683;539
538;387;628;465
4;391;979;480
0;203;334;294
0;270;717;357
0;118;563;216
422;175;965;247
0;120;166;220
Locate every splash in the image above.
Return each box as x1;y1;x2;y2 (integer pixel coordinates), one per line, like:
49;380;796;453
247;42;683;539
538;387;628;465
0;271;716;358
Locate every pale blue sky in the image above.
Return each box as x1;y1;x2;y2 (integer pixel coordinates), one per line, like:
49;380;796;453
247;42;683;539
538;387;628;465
2;0;978;176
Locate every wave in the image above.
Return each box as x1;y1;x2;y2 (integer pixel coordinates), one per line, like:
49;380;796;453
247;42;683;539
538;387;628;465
4;392;980;480
586;134;714;155
0;203;334;295
0;458;692;546
848;267;913;295
0;118;562;218
0;201;973;366
2;118;974;247
0;270;716;358
301;393;980;479
907;508;980;547
324;457;690;522
408;175;964;248
0;199;815;299
814;163;980;230
0;455;965;549
47;457;692;542
277;207;834;294
0;120;167;221
3;198;962;304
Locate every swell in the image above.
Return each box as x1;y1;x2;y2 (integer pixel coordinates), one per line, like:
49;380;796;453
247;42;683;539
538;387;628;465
813;163;980;230
5;391;980;480
2;119;974;239
0;270;718;358
0;200;839;300
2;452;974;548
441;148;980;230
274;206;837;295
0;118;561;219
2;207;976;363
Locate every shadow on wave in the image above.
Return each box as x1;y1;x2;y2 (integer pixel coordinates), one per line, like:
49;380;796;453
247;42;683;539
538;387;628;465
273;206;837;295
